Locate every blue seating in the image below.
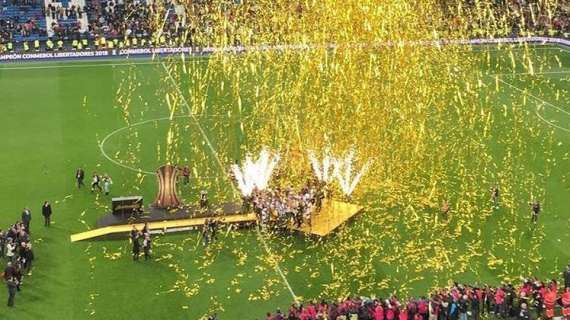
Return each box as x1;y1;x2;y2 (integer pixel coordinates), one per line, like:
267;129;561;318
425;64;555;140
0;3;47;42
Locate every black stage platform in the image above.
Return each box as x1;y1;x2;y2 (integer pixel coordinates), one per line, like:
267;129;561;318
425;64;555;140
96;202;244;228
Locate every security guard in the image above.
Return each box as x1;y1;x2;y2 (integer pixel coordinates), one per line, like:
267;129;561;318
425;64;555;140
81;38;88;49
7;41;13;52
46;38;54;51
57;39;64;50
34;39;40;51
132;36;138;47
23;41;30;52
72;39;78;50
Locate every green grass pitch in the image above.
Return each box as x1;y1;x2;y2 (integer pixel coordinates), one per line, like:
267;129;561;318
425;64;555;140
0;44;568;319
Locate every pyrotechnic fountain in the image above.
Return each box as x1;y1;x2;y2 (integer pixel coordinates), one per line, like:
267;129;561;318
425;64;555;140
308;149;339;184
334;150;372;197
231;148;280;196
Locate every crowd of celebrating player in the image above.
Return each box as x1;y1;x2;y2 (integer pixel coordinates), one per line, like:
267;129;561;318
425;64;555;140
244;180;325;231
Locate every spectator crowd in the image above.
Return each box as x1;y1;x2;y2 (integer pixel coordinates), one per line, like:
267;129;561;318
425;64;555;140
0;207;38;307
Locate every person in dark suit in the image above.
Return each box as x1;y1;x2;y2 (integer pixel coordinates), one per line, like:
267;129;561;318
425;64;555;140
143;234;151;260
0;229;5;258
42;201;52;227
91;173;102;193
200;191;208;209
132;236;140;261
142;223;149;237
21;208;31;234
76;168;85;189
130;226;139;242
530;200;540;224
3;262;15;281
6;276;18;307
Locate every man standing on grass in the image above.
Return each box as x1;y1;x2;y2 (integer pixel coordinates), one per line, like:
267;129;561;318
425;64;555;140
200;191;208;209
142;234;151;260
3;262;15;281
6;276;18;307
91;173;102;193
132;234;140;261
530;200;541;224
0;229;5;258
181;165;190;185
201;220;210;247
42;201;52;227
75;167;85;188
103;175;113;196
21;208;31;235
491;185;500;209
441;200;450;219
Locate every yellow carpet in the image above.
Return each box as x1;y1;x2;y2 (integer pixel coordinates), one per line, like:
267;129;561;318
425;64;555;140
70;213;257;242
292;200;363;236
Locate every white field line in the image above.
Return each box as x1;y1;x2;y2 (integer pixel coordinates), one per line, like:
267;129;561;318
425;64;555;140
496;77;570;116
472;46;570;54
534;109;570;133
159;63;236;192
1;40;569;71
99;115;227;176
491;70;570;77
159;61;299;302
0;57;209;70
496;77;570;133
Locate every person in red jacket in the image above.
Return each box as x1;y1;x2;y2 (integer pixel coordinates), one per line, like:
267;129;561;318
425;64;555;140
400;306;409;320
386;304;396;320
561;287;570;319
495;287;506;316
374;302;385;320
544;287;557;319
418;298;429;320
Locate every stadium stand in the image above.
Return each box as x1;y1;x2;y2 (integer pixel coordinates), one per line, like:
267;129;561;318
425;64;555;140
0;1;568;53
